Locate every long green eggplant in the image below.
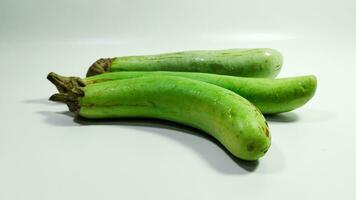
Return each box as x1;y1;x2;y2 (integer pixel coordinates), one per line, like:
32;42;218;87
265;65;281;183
49;72;316;114
86;48;283;78
48;75;271;160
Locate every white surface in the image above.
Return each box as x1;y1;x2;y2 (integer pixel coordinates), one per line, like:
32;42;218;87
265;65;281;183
1;0;356;199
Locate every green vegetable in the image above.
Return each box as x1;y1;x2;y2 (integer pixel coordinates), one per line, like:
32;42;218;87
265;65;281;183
48;75;271;160
49;71;316;114
86;48;283;78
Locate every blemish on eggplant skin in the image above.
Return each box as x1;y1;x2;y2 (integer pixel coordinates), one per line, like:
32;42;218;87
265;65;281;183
236;131;242;139
88;103;95;108
265;127;270;137
262;122;270;137
247;143;255;152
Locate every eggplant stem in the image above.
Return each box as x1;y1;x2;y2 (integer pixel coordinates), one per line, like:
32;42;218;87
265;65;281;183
86;58;114;77
47;72;85;112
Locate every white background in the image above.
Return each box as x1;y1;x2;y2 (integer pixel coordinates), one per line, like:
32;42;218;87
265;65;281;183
1;0;356;199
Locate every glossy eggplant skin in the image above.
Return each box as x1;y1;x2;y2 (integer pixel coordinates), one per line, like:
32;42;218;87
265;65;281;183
78;76;271;160
86;48;283;78
85;72;317;114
